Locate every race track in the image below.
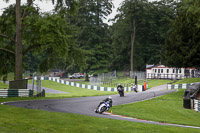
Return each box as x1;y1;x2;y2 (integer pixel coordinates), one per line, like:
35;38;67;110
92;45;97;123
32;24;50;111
3;88;200;129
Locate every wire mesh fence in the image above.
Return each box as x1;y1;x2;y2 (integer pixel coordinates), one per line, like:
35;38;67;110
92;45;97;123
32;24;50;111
32;74;43;97
89;70;147;87
36;75;42;96
24;71;30;79
89;76;101;86
89;71;116;86
130;71;146;80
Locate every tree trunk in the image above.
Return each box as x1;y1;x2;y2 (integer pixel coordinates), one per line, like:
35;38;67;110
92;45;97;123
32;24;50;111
15;0;23;80
85;74;89;81
130;19;136;72
85;71;89;81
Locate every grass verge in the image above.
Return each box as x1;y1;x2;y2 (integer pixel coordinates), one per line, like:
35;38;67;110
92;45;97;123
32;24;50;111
76;78;173;89
0;80;200;132
173;78;200;84
0;97;199;132
0;82;9;89
0;78;200;132
146;79;173;88
41;80;117;98
109;89;200;127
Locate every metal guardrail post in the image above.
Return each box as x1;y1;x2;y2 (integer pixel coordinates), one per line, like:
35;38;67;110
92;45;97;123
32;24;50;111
32;72;37;91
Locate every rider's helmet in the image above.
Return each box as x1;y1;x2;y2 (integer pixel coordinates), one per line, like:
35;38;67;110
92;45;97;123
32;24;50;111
108;96;112;100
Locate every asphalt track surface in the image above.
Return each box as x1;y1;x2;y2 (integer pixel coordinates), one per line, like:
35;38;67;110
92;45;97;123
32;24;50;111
0;81;68;94
28;83;68;94
3;87;200;129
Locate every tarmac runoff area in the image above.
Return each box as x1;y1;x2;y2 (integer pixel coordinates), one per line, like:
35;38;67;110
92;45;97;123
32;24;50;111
2;84;200;129
28;83;69;94
0;81;68;94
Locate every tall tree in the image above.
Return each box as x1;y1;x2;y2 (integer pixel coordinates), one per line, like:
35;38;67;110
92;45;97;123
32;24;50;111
121;0;148;73
0;0;79;80
163;0;200;68
15;0;22;79
110;0;176;71
0;0;84;79
67;0;113;80
111;0;150;72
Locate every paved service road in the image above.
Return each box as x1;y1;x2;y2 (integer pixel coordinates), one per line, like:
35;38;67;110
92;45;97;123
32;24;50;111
3;86;200;129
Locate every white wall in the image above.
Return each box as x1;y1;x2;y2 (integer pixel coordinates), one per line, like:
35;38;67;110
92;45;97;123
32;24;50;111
146;65;188;79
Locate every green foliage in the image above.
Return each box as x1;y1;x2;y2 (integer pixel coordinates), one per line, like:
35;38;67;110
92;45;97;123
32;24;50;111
163;0;200;68
27;13;84;72
0;3;85;75
53;0;78;14
0;4;16;77
66;0;113;74
2;0;199;79
110;0;177;71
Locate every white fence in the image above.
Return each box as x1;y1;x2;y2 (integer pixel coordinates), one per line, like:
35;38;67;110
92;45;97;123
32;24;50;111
0;89;32;97
194;99;200;112
37;77;144;92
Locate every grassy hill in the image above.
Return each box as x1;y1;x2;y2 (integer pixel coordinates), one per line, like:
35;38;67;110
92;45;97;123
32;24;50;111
110;89;200;127
0;90;199;132
173;78;200;84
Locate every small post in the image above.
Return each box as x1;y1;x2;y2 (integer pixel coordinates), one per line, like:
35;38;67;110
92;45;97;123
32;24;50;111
135;76;137;85
32;72;36;91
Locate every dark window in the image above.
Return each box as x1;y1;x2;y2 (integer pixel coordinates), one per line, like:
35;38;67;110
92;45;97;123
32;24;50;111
158;69;160;73
167;69;169;73
179;69;181;73
155;69;157;73
176;69;178;73
161;69;163;73
173;69;175;73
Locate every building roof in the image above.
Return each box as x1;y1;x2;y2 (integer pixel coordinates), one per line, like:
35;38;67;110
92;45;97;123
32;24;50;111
146;64;161;69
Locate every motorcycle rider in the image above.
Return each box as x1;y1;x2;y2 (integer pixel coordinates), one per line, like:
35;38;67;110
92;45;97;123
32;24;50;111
117;83;124;90
131;83;137;93
95;96;112;113
117;83;124;96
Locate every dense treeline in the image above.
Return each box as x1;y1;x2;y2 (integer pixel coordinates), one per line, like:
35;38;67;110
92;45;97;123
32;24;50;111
163;0;200;68
110;0;177;71
0;0;199;79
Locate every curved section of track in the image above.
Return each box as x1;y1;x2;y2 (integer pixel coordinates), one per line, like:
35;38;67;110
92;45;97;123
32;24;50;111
3;89;200;129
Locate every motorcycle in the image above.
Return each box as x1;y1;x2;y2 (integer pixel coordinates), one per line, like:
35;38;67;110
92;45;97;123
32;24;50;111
117;87;124;97
95;101;110;114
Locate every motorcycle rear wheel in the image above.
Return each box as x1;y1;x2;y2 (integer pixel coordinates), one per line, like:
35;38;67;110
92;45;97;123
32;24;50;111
99;106;107;114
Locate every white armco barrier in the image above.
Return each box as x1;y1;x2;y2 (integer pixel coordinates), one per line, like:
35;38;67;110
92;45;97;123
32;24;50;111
194;99;200;112
36;77;146;92
137;85;143;92
0;89;31;97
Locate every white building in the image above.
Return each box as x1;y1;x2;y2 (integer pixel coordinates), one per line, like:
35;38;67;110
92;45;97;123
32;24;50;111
146;64;197;80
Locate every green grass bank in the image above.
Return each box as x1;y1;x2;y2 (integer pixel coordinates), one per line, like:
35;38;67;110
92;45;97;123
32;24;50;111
0;97;199;133
110;89;200;127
